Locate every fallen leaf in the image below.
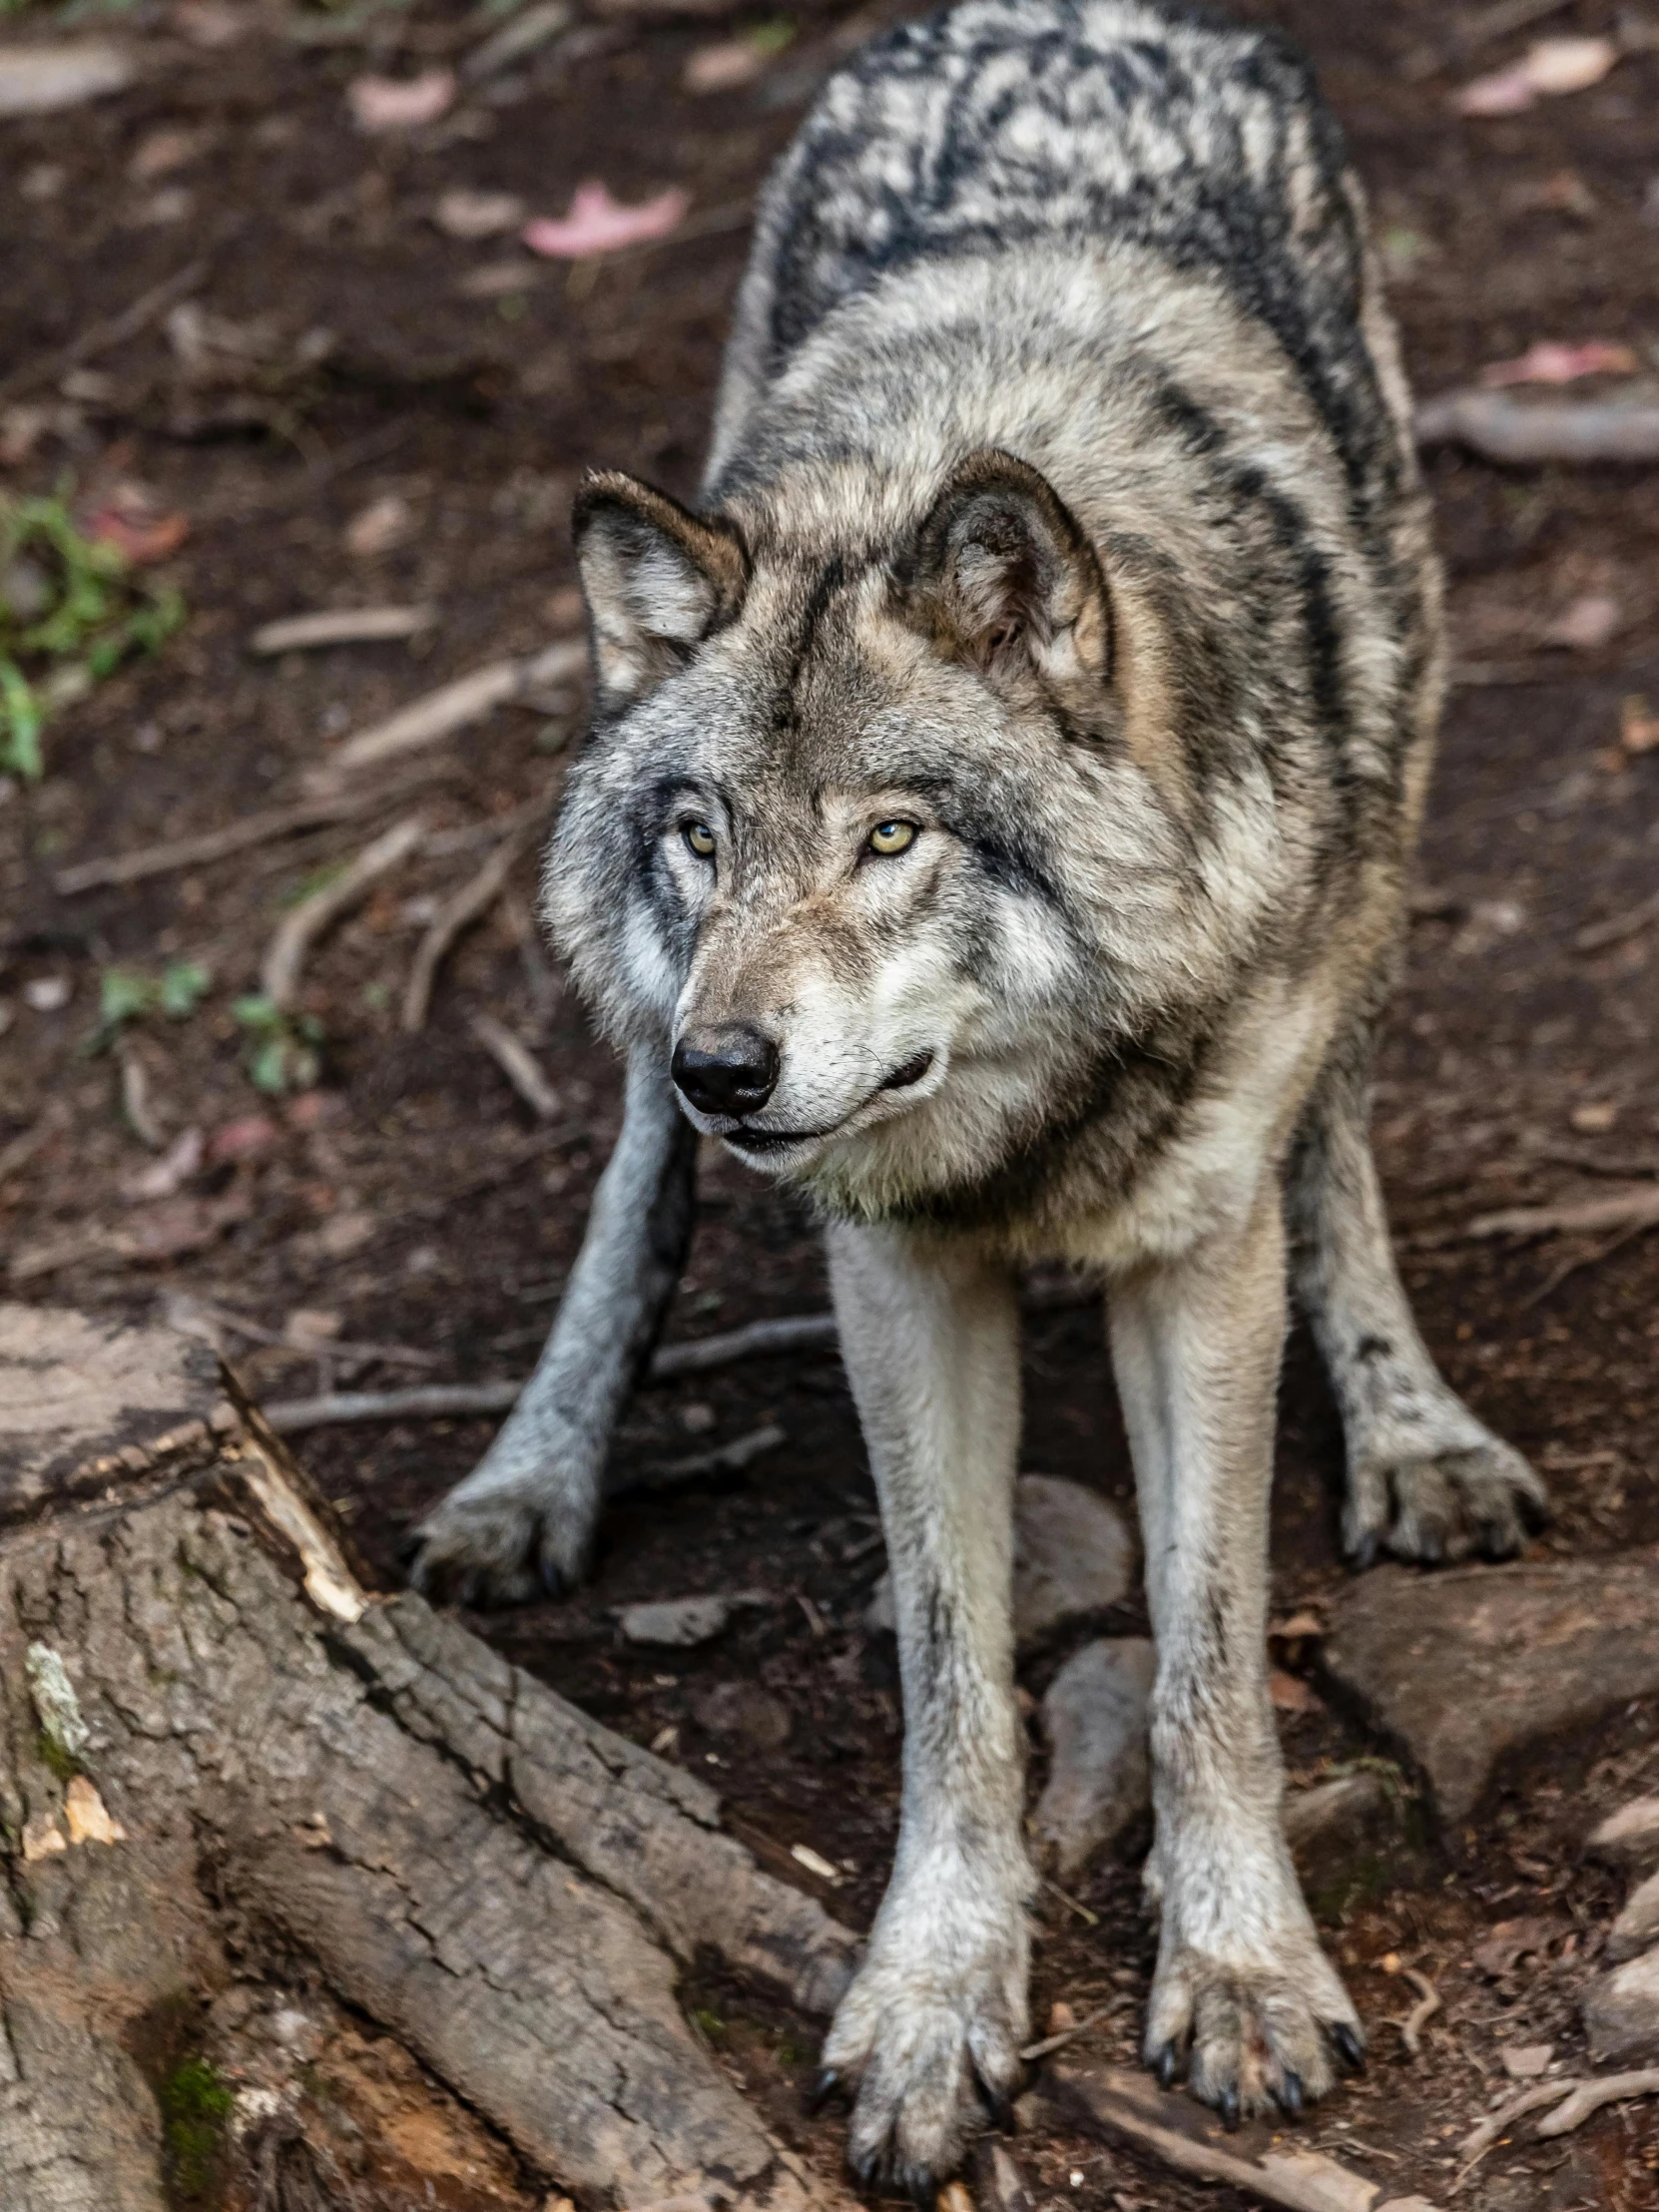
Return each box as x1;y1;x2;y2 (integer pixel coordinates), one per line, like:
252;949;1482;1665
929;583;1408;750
1269;1668;1324;1715
433;187;526;240
1506;169;1597;218
208;1112;279;1164
1472;1916;1561;1977
684;40;768;93
347;68;456;135
1541;592;1621;651
1457;36;1618;115
1620;694;1659;757
284;1307;342;1352
84;483;190;565
1570;1101;1619;1134
120;1187;252;1263
120;1125;203;1204
64;1775;127;1846
523;181;689;259
1480;340;1639;388
345;492;416;558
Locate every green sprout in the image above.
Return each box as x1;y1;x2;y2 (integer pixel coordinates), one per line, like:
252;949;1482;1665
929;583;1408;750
0;491;186;781
234;993;323;1095
159;2055;233;2201
89;960;211;1052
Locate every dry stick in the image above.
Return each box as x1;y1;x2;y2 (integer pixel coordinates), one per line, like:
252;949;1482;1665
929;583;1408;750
1018;2000;1128;2064
1534;2068;1659;2138
634;1422;786;1492
52;769;444;896
1452;2077;1583;2188
115;1041;166;1152
1415;391;1659;465
0;253;211;406
314;637;585;786
261;815;427;1012
1457;1185;1659;1243
1577;885;1659;953
1396;1967;1441;2058
402;819;542;1032
250;605;437;656
469;1013;560;1120
1520;1217;1652;1309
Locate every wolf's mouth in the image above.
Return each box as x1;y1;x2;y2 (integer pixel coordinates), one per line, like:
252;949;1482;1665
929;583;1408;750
721;1050;937;1154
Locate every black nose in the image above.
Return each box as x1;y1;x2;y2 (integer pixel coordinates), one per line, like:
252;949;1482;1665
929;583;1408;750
671;1024;780;1118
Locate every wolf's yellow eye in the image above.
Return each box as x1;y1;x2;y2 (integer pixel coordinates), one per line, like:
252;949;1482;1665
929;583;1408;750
684;822;717;857
867;821;916;856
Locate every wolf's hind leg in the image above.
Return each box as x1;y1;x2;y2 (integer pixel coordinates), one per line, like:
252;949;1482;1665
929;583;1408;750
406;1051;697;1606
1289;1049;1545;1565
820;1221;1030;2195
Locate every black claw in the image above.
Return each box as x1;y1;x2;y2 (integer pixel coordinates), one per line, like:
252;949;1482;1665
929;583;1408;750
907;2175;936;2211
540;1553;566;1598
1477;1519;1518;1562
1418;1530;1445;1566
1330;2022;1366;2075
394;1530;423;1568
1218;2087;1241;2133
982;2089;1016;2134
806;2068;841;2116
1278;2069;1304;2119
1351;1533;1380;1573
1153;2042;1178;2090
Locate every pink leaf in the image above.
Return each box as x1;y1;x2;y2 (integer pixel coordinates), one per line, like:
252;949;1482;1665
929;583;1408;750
1457;35;1617;115
522;182;690;260
347;68;455;134
1480;340;1639;387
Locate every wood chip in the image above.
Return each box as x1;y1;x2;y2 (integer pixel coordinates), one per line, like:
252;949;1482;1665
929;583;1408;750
261;814;427;1011
251;604;436;655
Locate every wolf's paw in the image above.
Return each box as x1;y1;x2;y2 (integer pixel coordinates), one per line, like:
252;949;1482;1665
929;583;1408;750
1146;1918;1363;2124
1345;1430;1547;1567
817;1878;1027;2195
403;1475;594;1608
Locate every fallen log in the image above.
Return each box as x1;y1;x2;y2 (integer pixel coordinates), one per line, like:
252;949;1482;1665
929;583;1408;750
0;1302;856;2211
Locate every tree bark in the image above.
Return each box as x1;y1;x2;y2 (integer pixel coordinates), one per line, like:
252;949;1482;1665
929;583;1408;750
0;1303;857;2212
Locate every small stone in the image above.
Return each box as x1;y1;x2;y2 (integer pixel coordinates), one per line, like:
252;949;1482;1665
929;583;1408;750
617;1596;733;1647
1284;1771;1399;1908
865;1476;1133;1649
63;1775;126;1846
1585;1944;1659;2065
1498;2041;1553;2078
1326;1557;1659;1826
1032;1638;1154;1878
689;1679;791;1752
1588;1796;1659;1875
1608;1868;1659;1962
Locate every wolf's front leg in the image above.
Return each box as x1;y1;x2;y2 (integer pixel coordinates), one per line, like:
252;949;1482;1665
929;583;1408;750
407;1051;697;1605
1108;1188;1363;2123
823;1222;1030;2193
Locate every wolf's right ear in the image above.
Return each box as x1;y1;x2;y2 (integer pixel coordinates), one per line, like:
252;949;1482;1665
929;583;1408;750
572;472;749;705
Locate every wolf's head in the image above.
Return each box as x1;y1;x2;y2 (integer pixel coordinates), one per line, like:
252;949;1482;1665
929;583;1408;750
547;448;1199;1221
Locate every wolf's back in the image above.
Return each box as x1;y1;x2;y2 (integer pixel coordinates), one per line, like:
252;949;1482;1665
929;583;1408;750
730;0;1396;522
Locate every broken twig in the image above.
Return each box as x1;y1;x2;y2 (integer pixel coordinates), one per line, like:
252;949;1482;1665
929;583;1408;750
402;819;542;1031
1534;2068;1659;2138
52;772;442;896
0;252;212;406
313;638;584;784
1416;390;1659;465
251;605;437;656
1456;1186;1659;1243
469;1013;560;1120
1576;886;1659;953
1018;1999;1128;2064
1452;2077;1582;2185
262;815;426;1011
638;1423;787;1491
1396;1967;1441;2057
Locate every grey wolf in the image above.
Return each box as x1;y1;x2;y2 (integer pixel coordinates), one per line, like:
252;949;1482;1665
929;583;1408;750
408;0;1544;2185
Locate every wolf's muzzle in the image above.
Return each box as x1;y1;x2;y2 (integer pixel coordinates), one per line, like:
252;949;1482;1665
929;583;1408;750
671;1023;780;1117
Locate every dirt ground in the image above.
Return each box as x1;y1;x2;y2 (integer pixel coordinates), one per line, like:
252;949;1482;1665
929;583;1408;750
3;0;1659;2204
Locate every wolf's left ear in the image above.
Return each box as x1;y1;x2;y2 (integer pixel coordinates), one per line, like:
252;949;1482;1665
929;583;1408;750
900;448;1111;700
573;471;750;705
